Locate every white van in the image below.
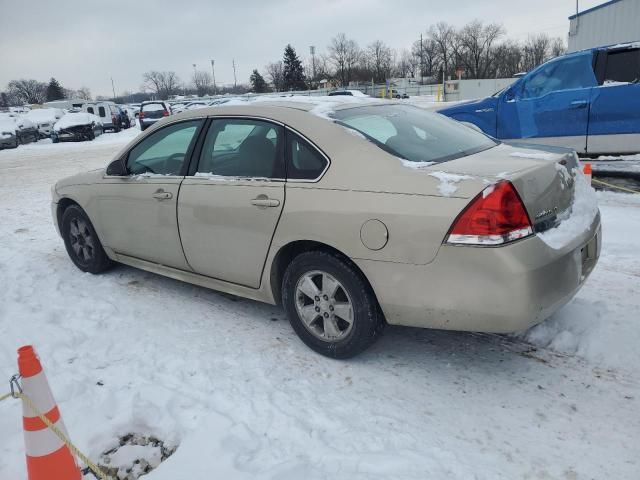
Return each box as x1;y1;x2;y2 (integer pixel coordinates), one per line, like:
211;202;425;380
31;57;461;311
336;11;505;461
83;102;121;132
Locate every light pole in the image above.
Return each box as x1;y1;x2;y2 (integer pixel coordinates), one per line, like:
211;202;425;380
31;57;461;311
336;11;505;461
110;77;116;100
211;59;216;95
310;46;316;84
232;59;237;89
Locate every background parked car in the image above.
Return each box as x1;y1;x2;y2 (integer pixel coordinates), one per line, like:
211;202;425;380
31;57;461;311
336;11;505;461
51;112;103;143
138;101;171;130
12;116;39;145
83;102;122;132
0;117;19;149
438;42;640;155
23;108;65;138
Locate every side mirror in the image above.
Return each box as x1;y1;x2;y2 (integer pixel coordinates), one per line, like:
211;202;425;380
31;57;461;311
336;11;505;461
106;159;127;176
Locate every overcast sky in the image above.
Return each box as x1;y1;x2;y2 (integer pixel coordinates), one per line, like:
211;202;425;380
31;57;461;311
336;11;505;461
0;0;603;97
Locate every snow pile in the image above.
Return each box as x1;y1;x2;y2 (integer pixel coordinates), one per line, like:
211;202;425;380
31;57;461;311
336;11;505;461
54;112;102;131
522;191;640;373
429;171;473;196
509;151;558;161
538;170;599;249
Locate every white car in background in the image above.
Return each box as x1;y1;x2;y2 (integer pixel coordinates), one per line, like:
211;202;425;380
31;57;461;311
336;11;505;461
23;108;65;138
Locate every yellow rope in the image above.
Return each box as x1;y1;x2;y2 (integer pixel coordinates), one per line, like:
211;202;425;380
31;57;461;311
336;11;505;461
592;178;640;194
1;391;113;480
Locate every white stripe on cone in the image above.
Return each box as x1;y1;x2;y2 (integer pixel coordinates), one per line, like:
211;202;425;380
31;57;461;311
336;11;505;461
21;371;57;420
24;418;70;457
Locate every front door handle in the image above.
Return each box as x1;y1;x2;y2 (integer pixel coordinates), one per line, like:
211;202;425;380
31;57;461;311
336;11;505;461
570;100;588;109
251;195;280;208
152;189;173;200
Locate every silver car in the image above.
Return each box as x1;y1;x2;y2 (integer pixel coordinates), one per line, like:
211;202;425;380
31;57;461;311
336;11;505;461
52;102;601;358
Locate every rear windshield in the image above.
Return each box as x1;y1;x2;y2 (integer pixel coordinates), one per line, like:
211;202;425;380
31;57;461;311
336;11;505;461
333;104;497;164
143;103;166;112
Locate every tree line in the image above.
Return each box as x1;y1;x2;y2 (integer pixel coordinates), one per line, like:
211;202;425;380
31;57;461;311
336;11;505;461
2;19;567;105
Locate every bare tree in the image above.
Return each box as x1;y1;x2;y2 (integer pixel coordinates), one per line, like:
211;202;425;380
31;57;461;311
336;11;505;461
192;70;212;96
493;41;524;77
265;61;285;92
365;40;393;83
328;33;361;86
550;37;567;58
7;79;47;104
456;20;505;78
142;71;181;100
412;38;438;80
428;22;456;80
76;87;92;100
394;49;415;78
522;34;552;72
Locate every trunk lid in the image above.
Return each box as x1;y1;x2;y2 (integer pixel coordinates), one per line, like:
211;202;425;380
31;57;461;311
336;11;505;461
435;142;578;233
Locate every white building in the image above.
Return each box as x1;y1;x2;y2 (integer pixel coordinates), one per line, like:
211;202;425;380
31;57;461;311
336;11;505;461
568;0;640;52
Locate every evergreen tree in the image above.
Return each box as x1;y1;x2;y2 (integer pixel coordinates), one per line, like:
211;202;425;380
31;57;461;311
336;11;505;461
250;69;268;93
282;44;306;91
46;78;65;101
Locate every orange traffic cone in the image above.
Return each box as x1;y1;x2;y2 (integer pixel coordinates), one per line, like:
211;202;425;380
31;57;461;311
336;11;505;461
583;163;592;184
17;345;81;480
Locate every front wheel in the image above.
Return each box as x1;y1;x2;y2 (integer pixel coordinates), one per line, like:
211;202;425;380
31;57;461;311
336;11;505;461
282;251;384;358
61;205;113;274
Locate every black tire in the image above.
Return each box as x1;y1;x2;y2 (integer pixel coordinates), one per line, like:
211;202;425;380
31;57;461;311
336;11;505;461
61;205;113;274
282;250;384;358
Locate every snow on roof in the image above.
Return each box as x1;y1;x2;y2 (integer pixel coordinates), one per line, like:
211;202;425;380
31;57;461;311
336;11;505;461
24;108;65;123
0;118;17;132
54;112;101;131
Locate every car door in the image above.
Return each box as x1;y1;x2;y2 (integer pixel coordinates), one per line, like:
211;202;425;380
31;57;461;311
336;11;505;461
92;119;204;269
497;51;597;153
587;47;640;154
178;117;285;288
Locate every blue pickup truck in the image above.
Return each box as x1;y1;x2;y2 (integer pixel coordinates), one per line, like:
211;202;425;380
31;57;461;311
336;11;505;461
438;42;640;155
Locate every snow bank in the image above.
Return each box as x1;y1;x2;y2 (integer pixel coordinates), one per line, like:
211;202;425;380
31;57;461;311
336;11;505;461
428;171;473;196
54;112;102;131
538;170;599;249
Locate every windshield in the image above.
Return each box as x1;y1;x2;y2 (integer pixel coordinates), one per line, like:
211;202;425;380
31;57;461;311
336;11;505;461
333;104;497;164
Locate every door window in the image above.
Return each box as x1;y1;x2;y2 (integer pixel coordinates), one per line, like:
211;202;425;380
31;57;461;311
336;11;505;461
86;106;94;114
604;49;640;83
520;53;597;99
126;120;202;175
98;106;106;117
286;131;328;180
196;119;284;178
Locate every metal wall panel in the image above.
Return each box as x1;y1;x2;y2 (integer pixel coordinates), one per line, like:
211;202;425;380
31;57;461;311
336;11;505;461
568;0;640;52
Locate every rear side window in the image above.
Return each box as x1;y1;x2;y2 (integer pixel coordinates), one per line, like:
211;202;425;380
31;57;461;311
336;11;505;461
98;106;105;117
196;118;284;178
286;131;328;180
604;49;640;83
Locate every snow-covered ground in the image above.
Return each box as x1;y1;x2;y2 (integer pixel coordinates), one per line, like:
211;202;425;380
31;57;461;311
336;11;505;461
1;127;639;479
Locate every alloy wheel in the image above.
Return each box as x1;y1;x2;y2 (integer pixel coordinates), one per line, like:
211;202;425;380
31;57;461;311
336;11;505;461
68;217;96;262
294;270;354;342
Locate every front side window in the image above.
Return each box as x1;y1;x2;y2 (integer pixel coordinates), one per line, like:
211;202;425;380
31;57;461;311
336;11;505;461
334;104;497;165
86;106;94;114
520;53;597;99
287;131;328;180
126;120;202;175
196;119;284;178
604;49;640;83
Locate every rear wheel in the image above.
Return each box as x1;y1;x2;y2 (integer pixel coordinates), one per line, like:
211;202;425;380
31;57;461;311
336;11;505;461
282;251;384;358
61;205;113;274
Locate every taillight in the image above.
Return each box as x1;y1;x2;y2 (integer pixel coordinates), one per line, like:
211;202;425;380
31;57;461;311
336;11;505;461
139;111;145;119
112;115;117;123
446;180;532;246
163;110;169;116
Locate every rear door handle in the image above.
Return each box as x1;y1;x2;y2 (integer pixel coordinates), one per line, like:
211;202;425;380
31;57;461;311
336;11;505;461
152;189;173;200
251;196;280;208
570;100;588;109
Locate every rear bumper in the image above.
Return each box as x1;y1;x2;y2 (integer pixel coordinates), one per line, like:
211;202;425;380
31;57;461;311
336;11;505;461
357;211;601;333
